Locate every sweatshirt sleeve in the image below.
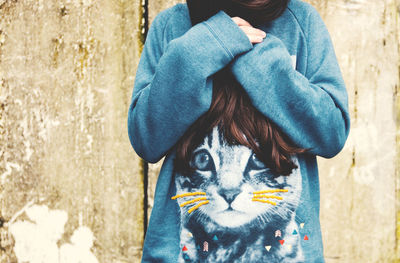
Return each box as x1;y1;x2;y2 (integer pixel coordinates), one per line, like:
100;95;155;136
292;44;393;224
127;8;253;163
229;7;351;158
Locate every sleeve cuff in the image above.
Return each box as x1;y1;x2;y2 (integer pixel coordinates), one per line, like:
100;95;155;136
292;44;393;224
203;10;253;59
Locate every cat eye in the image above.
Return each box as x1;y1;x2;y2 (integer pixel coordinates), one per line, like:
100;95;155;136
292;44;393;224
190;150;214;171
249;152;267;170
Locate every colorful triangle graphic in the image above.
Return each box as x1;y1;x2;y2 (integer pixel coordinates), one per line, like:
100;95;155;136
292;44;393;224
304;235;309;241
265;245;271;252
279;240;285;245
213;235;218;241
182;245;188;251
292;229;298;235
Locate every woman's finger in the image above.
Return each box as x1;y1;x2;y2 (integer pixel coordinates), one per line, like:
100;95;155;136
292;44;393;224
247;34;265;43
231;16;252;26
231;17;266;44
240;25;267;37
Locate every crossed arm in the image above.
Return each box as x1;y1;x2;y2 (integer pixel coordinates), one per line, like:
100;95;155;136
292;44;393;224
127;6;350;163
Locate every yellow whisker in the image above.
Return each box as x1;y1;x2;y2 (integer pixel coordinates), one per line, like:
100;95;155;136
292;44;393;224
253;189;288;194
188;200;209;214
252;195;283;200
252;198;277;206
171;192;206;200
180;197;208;207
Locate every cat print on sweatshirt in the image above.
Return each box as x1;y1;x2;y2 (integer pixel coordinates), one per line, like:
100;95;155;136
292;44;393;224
171;124;304;263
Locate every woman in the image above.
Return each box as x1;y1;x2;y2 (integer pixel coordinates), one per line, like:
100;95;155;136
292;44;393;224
127;0;350;262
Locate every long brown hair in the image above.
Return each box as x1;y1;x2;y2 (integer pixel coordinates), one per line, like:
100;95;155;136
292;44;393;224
175;67;307;175
174;67;309;176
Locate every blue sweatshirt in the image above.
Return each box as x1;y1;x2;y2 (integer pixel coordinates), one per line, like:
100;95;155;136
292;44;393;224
127;0;350;262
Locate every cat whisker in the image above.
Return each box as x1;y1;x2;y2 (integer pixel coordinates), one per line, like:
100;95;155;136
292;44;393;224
252;195;283;200
260;211;273;224
171;192;206;200
251;198;277;206
188;200;209;214
253;189;288;194
180;197;208;207
256;212;268;226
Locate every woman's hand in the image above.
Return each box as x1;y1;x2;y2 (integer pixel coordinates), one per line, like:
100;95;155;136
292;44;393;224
231;17;267;44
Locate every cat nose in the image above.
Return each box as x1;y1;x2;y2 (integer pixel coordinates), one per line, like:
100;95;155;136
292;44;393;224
218;189;240;204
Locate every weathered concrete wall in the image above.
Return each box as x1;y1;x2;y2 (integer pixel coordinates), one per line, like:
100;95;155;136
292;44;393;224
0;0;145;262
313;1;399;262
0;0;399;262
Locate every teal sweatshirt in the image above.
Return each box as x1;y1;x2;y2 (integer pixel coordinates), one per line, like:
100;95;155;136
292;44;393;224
127;0;350;262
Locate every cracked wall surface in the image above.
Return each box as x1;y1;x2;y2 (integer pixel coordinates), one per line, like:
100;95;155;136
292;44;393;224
0;0;144;262
0;0;399;262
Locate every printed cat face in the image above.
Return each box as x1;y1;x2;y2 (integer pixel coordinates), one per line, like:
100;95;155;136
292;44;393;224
174;125;302;230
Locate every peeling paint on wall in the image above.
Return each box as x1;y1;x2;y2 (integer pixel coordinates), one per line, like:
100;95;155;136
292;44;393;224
8;204;98;263
0;0;144;262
